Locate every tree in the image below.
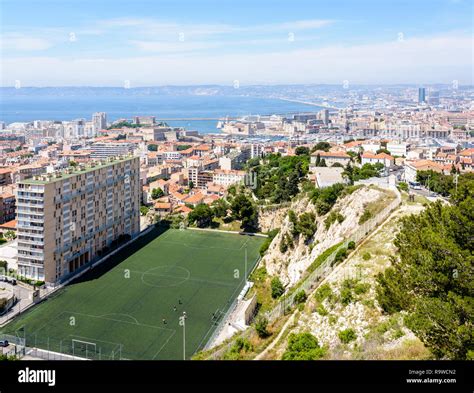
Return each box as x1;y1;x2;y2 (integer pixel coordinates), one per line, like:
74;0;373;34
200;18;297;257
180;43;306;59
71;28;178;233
245;157;260;169
397;182;409;192
4;230;16;241
176;144;192;151
287;171;300;197
139;206;149;216
151;188;164;199
211;198;229;218
294;212;317;241
230;193;258;231
416;170;454;197
311;142;331;152
310;183;346;215
271;277;285;299
188;181;194;190
315;153;321;166
344;163;384;182
295;146;310;156
294;290;307;304
282;333;326;360
188;203;214;228
255;317;270;338
376;175;474;359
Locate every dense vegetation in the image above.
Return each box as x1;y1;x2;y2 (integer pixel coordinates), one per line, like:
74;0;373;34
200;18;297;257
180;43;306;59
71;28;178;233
282;332;326;360
376;172;474;359
182;191;258;232
343;162;384;183
288;211;317;242
416;170;473;197
251;153;309;203
151;187;164;199
309;183;346;215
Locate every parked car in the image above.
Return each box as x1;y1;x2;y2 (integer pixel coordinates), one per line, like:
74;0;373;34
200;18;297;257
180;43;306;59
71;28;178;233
0;340;9;347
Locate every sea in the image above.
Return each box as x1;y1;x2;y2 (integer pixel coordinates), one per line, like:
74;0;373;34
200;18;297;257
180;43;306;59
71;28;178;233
0;92;323;134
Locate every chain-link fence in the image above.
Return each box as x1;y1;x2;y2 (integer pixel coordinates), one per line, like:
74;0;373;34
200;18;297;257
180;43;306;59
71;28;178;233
198;191;402;359
0;331;123;360
202;256;262;352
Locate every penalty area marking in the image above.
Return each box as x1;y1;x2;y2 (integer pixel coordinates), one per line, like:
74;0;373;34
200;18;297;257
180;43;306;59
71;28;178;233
60;311;175;333
97;313;140;325
151;329;177;360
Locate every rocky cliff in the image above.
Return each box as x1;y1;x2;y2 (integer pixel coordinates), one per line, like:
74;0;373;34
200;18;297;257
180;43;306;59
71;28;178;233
261;186;396;286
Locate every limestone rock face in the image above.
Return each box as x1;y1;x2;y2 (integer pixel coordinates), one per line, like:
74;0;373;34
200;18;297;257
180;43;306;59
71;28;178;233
261;186;388;286
258;205;289;233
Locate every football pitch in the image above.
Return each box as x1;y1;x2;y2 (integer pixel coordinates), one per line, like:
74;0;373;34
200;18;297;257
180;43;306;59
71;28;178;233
1;228;265;360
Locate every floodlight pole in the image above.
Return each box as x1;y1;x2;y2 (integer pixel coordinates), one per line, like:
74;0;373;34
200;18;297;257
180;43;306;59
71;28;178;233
180;312;186;361
245;248;248;280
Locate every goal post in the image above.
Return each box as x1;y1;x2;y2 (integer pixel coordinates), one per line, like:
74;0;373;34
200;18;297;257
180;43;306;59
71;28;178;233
72;339;97;359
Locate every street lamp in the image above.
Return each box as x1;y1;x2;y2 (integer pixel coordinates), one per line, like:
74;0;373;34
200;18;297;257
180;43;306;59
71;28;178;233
179;311;187;360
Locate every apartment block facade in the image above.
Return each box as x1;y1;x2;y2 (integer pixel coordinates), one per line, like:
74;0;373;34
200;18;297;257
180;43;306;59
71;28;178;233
0;192;16;224
16;156;140;284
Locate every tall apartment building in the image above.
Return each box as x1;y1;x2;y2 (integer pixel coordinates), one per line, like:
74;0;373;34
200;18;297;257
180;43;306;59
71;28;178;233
418;87;426;104
92;112;107;132
90;141;136;159
250;144;264;159
16;156;140;284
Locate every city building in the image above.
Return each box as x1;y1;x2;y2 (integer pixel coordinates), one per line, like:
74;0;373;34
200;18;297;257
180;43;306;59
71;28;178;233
133;116;156;126
212;169;246;187
90;141;137;159
187;167;213;189
404;160;444;183
16;156;140;284
361;152;395;168
0;168;12;186
310;151;351;167
92;112;107;133
0;192;15;224
386;142;409;157
219;148;251;170
418;87;426;104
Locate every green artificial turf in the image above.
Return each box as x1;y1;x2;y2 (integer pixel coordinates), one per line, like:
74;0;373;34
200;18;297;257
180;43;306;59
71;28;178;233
1;227;264;360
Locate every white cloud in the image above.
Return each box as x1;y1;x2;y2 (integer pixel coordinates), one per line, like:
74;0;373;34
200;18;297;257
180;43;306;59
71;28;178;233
97;18;334;38
265;19;334;31
129;40;220;52
0;34;53;51
1;32;472;86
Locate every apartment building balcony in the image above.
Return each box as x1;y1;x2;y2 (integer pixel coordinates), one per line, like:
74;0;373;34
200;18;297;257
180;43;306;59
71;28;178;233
17;238;44;246
17;244;44;253
17;216;44;224
17;255;44;263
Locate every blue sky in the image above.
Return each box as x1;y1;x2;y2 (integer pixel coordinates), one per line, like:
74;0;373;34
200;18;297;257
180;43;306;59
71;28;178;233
0;0;472;86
